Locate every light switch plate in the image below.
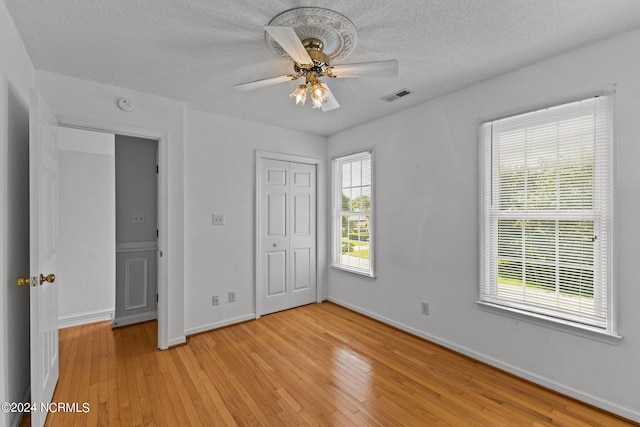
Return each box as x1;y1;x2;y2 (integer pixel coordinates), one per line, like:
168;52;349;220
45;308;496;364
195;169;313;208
212;214;225;225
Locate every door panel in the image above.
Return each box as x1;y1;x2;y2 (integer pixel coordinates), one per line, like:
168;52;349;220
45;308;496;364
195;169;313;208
258;158;316;315
292;170;310;187
293;248;311;290
266;251;287;296
267;193;286;237
29;90;59;427
267;168;287;185
293;194;310;235
113;247;157;327
124;257;148;309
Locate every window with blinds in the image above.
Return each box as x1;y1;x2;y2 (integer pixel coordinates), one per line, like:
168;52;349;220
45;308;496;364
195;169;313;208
479;95;615;335
333;151;374;277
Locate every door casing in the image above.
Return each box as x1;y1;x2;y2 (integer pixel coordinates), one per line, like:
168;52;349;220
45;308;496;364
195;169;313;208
53;116;170;349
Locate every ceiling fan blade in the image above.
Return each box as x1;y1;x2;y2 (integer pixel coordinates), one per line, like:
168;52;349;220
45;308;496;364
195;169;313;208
234;75;294;91
321;86;340;112
264;26;313;66
330;60;399;78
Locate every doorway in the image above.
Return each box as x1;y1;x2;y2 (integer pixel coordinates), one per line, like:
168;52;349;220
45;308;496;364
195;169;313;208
256;153;318;316
56;127;160;330
57;118;168;349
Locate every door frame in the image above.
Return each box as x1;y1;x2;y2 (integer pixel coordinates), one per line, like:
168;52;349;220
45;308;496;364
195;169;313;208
255;150;325;318
54;115;169;349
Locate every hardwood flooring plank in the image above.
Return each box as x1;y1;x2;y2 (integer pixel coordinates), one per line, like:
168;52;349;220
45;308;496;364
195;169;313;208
39;303;637;426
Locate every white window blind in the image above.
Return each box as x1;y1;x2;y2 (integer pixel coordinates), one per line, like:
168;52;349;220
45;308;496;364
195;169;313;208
333;151;374;277
480;95;614;334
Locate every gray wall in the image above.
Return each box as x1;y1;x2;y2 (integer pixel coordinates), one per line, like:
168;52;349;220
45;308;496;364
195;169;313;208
115;135;157;244
5;85;30;427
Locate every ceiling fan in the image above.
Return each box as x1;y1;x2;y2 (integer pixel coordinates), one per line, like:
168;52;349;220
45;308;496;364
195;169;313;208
234;7;399;112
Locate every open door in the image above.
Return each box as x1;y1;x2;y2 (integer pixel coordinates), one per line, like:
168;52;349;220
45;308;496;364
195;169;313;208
28;90;59;426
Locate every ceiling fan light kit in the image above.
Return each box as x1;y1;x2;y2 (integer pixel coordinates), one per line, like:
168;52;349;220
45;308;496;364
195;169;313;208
234;7;399;112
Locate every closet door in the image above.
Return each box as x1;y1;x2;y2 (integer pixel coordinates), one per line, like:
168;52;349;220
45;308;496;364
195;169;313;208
258;159;316;316
289;162;316;308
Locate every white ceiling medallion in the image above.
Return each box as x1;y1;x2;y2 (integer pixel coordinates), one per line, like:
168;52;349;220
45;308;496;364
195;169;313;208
266;7;358;62
235;7;397;112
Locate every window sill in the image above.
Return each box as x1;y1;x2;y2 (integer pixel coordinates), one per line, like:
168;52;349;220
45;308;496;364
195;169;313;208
331;264;376;281
476;301;622;345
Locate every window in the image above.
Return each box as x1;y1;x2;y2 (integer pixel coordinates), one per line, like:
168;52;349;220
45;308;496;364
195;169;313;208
333;151;374;277
480;94;616;337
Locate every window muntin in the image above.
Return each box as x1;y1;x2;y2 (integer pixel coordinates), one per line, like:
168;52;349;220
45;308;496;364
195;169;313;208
480;95;614;334
333;151;374;277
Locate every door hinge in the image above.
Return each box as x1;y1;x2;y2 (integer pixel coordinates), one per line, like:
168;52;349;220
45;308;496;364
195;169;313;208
156;165;159;174
156;294;159;303
156;229;159;238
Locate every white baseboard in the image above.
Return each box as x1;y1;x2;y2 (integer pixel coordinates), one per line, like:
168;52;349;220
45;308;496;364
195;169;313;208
58;308;114;329
185;313;256;336
168;336;187;347
112;311;157;328
327;297;640;424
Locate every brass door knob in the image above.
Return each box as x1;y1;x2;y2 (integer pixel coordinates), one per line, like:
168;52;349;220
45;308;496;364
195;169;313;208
40;273;55;285
17;277;30;287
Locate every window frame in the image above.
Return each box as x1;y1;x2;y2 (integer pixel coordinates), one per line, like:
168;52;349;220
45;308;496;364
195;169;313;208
478;92;620;343
331;149;375;278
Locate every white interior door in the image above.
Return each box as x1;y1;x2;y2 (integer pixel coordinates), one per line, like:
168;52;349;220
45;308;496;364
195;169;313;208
289;162;316;308
258;158;316;316
29;90;59;427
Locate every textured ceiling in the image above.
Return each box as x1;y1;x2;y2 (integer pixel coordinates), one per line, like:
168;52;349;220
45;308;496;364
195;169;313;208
5;0;640;136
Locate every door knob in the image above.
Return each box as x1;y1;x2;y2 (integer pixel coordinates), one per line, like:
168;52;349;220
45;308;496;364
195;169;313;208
40;273;55;285
17;277;30;287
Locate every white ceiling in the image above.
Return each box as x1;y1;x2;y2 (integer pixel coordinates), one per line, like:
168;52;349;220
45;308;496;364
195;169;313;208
5;0;640;136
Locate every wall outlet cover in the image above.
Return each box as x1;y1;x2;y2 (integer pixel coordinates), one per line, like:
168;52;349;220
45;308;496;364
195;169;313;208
212;214;225;225
421;302;429;315
132;213;145;224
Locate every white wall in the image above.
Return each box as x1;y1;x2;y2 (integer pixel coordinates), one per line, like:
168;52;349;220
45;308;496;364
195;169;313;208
0;2;35;426
36;70;186;348
327;29;640;422
34;71;329;343
57;127;115;327
183;109;327;334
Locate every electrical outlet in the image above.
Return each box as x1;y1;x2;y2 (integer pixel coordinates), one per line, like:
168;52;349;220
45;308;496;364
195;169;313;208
228;291;236;303
132;213;145;224
421;302;429;316
212;214;225;226
212;295;220;306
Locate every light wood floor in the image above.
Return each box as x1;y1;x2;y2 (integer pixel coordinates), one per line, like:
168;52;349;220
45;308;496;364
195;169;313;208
22;302;636;426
